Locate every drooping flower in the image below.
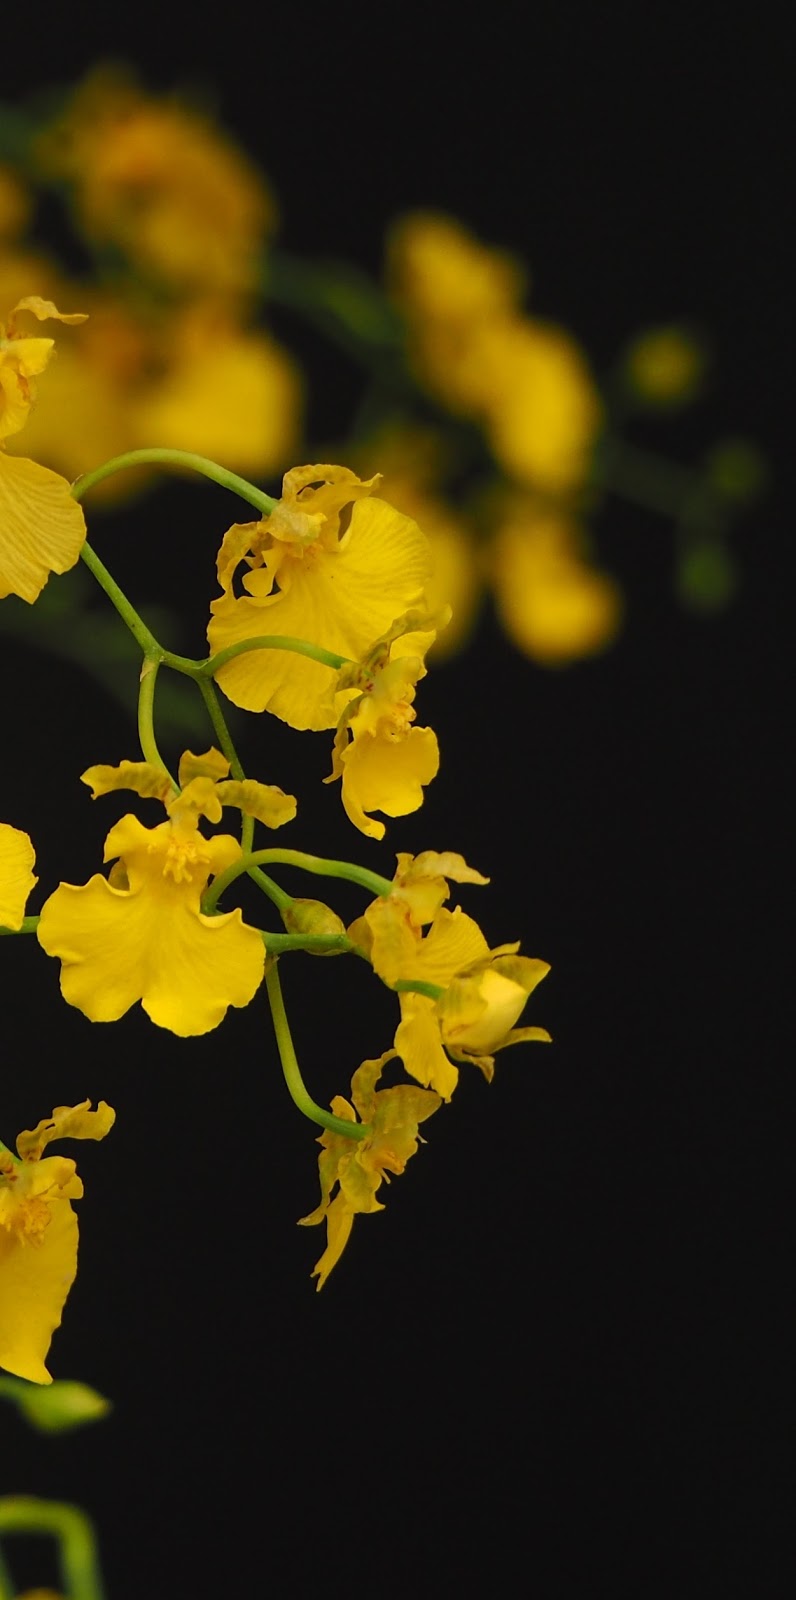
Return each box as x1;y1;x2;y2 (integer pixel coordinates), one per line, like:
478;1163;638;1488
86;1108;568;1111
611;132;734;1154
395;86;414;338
38;68;274;296
0;1101;115;1384
207;465;433;731
0;295;88;603
350;853;550;1099
489;500;622;665
298;1051;441;1290
37;748;295;1036
0;821;37;929
325;610;444;839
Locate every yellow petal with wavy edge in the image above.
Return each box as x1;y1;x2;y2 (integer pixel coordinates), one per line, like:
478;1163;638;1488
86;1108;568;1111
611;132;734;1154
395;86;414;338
11;296;88;326
214;778;297;829
411;906;490;987
0;1189;77;1383
177;748;230;787
0;454;86;602
491;511;622;665
37;817;264;1036
0;822;37;929
81;760;173;803
395;996;460;1100
208;496;431;730
16;1101;116;1163
339;726;439;839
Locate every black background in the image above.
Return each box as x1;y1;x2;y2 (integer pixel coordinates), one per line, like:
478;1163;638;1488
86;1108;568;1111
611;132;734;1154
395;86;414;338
1;6;788;1596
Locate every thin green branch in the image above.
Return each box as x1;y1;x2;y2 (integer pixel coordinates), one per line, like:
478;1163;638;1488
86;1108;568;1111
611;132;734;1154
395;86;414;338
78;540;161;657
200;635;350;676
137;659;176;783
0;1497;105;1600
392;978;445;1001
265;962;367;1140
203;847;394;916
263;932;356;956
71;448;276;516
0;915;40;936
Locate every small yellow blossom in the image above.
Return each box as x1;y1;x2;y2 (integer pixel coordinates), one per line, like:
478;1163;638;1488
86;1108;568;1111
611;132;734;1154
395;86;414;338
490;502;622;665
0;296;87;603
36;749;294;1036
208;465;433;731
388;211;523;326
0;822;37;930
326;611;443;839
298;1051;440;1289
39;69;274;295
0;1101;115;1384
350;855;550;1099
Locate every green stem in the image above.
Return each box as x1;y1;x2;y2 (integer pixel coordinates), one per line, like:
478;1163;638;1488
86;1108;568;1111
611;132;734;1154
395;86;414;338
263;932;356;955
265;962;367;1140
0;915;40;935
200;635;350;676
246;865;294;912
195;676;245;780
0;1497;105;1600
78;540;162;657
71;448;276;516
137;659;176;783
204;848;394;914
392;978;445;1001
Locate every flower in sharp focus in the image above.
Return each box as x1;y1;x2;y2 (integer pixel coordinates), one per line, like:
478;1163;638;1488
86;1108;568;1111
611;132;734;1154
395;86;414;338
298;1051;441;1290
207;464;433;731
0;821;37;929
0;1101;115;1384
349;853;550;1099
0;296;88;603
36;748;295;1036
325;610;445;839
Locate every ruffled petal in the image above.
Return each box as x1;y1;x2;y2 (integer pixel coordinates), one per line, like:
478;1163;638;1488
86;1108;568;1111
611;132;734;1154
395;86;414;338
0;454;86;603
0;821;37;929
0;1197;78;1383
395;996;460;1100
208;496;432;729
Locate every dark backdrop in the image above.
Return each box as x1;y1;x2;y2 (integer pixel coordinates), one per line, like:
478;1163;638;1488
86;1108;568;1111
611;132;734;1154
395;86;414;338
2;7;787;1596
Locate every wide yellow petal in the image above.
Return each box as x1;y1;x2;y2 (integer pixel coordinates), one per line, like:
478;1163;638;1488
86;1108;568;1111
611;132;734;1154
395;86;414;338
208;496;431;729
0;821;37;929
0;1197;77;1383
395;997;459;1100
37;873;265;1036
0;454;86;603
340;726;439;838
413;906;490;987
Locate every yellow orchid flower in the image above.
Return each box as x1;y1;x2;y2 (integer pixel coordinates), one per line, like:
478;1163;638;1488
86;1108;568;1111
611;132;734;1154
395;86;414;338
207;464;433;731
0;1101;115;1384
490;501;622;665
298;1051;441;1290
36;749;294;1036
0;822;37;930
0;295;87;603
325;611;444;839
350;854;550;1098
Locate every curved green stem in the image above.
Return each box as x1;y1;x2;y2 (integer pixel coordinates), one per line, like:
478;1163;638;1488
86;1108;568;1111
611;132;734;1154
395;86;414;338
204;848;394;915
79;540;162;657
0;915;40;936
71;448;276;516
265;962;367;1140
200;635;350;676
392;978;445;1001
137;659;176;784
195;676;245;780
0;1496;105;1600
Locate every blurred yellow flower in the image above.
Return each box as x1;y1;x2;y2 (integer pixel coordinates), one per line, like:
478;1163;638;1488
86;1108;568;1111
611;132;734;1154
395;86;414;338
490;501;622;665
298;1051;441;1289
39;69;274;295
0;296;87;602
208;465;432;730
0;822;37;930
388;210;523;326
0;1101;115;1384
36;749;292;1036
326;612;442;838
132;304;301;478
0;165;30;239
